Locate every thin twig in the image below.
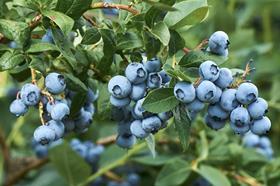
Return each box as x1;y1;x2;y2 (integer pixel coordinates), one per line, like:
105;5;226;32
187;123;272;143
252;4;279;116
91;2;139;15
0;130;10;171
104;171;123;182
96;135;117;146
83;14;98;27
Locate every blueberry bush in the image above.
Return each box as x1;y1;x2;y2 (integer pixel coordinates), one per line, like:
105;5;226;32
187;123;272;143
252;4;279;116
0;0;280;186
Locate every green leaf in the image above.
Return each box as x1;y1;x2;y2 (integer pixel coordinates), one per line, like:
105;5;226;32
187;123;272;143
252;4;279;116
145;7;165;28
69;91;87;118
0;19;30;47
143;30;161;59
55;0;92;20
81;28;101;45
143;88;179;113
116;32;143;50
143;0;177;11
150;22;170;46
43;10;74;35
173;104;191;150
29;56;49;75
133;155;174;166
27;42;58;53
197;165;231;186
169;30;185;56
64;73;88;92
49;142;91;186
163;0;208;29
99;145;127;167
0;51;25;71
155;158;190;186
146;134;156;158
163;64;192;82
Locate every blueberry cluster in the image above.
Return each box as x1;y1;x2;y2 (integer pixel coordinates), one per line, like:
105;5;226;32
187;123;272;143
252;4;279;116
174;60;271;135
70;139;104;169
243;132;273;159
108;58;172;148
32;138;63;158
9;72;98;145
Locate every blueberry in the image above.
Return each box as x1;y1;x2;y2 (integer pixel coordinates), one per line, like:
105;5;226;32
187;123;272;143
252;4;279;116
33;125;56;145
159;70;171;84
192;177;212;186
20;83;41;106
34;144;49;158
72;143;88;158
75;109;93;129
196;80;217;102
230;107;250;134
116;133;136;149
42;29;54;43
9;99;28;116
199;61;220;81
45;73;66;94
47;120;65;139
130;83;146;101
220;89;239;111
110;95;131;108
86;88;98;103
207;104;229;121
50;102;70;121
144;57;161;72
8;41;18;49
209;86;222;104
108;75;132;98
84;103;95;114
259;137;271;148
158;111;173;122
186;98;205;112
242;132;259;148
205;114;226;130
118;121;132;135
130;120;149;139
248;98;268;120
125;62;148;84
208;31;229;56
86;145;104;164
250;116;271;135
133;98;145;119
127;173;140;186
214;68;233;89
147;72;162;89
70;138;81;147
142;116;162;133
236;82;258;105
174;82;196;103
107;181;121;186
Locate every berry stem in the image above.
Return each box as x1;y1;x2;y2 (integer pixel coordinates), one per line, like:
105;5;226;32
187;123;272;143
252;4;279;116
91;2;139;15
104;171;123;182
38;101;45;125
30;68;37;85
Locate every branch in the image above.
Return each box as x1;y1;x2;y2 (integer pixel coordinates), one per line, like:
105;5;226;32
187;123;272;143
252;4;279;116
96;134;116;146
0;130;10;171
91;2;139;15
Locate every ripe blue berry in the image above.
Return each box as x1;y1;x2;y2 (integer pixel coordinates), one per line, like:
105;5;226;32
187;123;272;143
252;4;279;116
142;116;162;133
214;68;233;89
125;62;148;84
9;99;28;116
116;133;136;149
20;83;41;106
147;72;162;89
86;88;98;103
159;70;171;84
33;125;56;145
50;102;70;121
8;41;18;49
209;86;222;104
259;137;271;148
144;57;161;72
205;114;226;130
248;98;268;119
208;31;229;57
86;145;104;164
72;143;88;158
127;173;140;186
41;29;54;43
130;120;149;139
220;89;239;111
34;143;49;158
47;120;65;139
243;132;259;148
110;95;131;108
207;104;229;121
251;116;271;135
118;121;132;135
108;75;132;98
236;82;258;105
75;109;93;129
174;82;196;103
133;98;145;119
196;80;217;102
158;111;172;122
230;107;250;134
45;73;66;94
186;98;205;112
199;61;220;81
84;103;95;114
130;83;146;101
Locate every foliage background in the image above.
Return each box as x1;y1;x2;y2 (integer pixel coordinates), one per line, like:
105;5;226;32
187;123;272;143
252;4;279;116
0;0;280;185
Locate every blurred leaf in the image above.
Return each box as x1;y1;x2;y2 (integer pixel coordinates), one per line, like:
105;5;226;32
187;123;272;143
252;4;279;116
69;91;87;118
143;0;177;11
99;145;126;167
116;32;143;50
143;88;179;113
155;158;190;186
133;155;174;166
55;0;92;20
43;10;74;35
64;73;88;92
173;104;191;151
163;0;208;29
145;7;164;28
169;30;185;56
29;56;49;75
146;134;156;158
242;149;267;166
143;30;161;59
27;42;58;53
0;50;25;71
150;21;170;46
81;28;101;45
49;142;91;186
197;165;231;186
